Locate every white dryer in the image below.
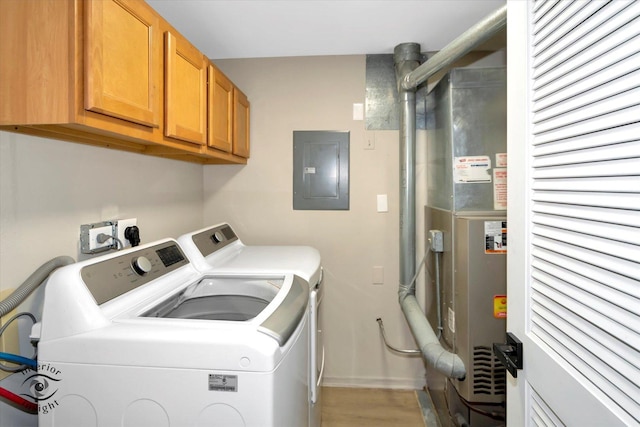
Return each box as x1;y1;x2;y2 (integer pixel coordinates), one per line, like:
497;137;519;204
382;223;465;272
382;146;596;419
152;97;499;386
31;239;309;427
177;224;324;427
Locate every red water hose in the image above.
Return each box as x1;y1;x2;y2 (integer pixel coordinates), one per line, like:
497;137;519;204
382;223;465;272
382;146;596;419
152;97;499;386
0;386;37;414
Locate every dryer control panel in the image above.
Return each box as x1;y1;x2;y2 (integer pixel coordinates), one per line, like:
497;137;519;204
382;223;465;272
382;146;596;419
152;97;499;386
191;223;238;257
80;241;189;305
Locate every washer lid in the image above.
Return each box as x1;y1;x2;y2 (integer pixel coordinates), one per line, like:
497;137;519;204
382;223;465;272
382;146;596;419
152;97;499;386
177;224;322;284
143;276;282;321
142;275;309;347
258;276;309;346
210;246;321;282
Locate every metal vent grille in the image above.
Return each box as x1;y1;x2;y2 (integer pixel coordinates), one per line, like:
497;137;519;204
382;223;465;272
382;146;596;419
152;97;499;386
530;0;640;424
472;346;506;396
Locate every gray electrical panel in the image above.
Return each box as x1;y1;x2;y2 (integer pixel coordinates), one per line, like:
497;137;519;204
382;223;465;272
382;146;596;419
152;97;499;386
293;131;349;210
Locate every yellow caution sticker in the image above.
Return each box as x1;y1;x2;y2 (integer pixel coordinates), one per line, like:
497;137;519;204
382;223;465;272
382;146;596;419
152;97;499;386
494;295;507;319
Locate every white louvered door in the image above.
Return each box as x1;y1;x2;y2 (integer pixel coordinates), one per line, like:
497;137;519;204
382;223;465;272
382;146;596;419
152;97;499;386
507;1;640;426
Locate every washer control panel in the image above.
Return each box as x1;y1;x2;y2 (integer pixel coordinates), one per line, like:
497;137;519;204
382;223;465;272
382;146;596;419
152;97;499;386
80;241;189;305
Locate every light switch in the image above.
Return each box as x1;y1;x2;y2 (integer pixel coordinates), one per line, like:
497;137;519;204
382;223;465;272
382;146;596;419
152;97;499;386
353;103;364;121
377;194;388;212
373;266;384;285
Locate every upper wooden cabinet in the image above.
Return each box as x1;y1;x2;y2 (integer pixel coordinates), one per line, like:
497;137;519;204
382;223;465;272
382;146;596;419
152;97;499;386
206;64;250;159
164;31;207;145
85;0;161;128
233;88;250;158
208;64;234;153
0;0;249;165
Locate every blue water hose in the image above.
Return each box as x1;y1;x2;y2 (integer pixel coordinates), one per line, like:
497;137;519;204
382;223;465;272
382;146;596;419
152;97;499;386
0;352;36;369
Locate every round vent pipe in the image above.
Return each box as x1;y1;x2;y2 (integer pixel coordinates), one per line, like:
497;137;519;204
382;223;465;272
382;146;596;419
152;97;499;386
394;42;466;380
393;3;506;381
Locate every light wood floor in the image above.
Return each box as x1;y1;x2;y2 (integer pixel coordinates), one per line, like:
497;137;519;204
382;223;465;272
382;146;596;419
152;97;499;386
321;387;426;427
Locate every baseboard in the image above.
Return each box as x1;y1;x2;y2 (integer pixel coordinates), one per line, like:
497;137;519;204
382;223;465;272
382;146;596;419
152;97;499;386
322;376;426;390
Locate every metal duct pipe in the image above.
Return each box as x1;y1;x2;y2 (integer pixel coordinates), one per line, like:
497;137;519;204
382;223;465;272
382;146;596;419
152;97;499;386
401;4;507;91
395;43;420;288
394;4;508;379
394;42;466;380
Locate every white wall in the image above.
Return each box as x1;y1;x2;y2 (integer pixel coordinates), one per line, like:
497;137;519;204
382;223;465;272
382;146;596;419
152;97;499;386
0;130;204;311
204;55;427;389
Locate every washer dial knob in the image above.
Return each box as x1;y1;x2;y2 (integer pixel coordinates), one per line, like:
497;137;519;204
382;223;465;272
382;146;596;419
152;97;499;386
131;256;152;276
212;231;225;243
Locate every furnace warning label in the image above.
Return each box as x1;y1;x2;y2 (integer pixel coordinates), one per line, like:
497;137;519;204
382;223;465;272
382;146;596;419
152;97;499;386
494;295;507;319
493;168;507;211
485;221;507;254
209;374;238;392
453;156;492;183
495;152;508;168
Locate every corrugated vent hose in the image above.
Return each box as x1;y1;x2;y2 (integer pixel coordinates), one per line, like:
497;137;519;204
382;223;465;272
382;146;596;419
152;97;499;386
0;256;75;318
0;256;74;414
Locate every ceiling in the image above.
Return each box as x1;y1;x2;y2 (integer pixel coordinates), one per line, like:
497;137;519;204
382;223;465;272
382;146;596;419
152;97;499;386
146;0;506;60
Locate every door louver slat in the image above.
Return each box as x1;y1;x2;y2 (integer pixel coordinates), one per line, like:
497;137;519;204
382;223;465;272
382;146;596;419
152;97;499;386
532;203;640;227
533;1;639;83
534;48;640;107
532;247;639;314
532;106;640;145
532;140;640;167
530;385;565;427
532;213;639;245
534;67;640;121
533;88;640;134
532;0;583;46
533;0;560;19
532;121;640;155
531;235;639;283
533;1;606;62
532;191;640;211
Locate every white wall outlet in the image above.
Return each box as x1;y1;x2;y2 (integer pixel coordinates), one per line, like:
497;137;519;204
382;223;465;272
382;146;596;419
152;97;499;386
88;225;115;250
116;218;137;248
80;221;117;254
89;225;115;251
365;131;375;150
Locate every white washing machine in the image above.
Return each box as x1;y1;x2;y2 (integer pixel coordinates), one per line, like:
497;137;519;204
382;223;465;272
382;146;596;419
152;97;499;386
31;239;309;427
177;224;324;427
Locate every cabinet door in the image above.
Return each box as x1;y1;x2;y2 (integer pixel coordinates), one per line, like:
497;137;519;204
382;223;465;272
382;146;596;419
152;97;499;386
233;88;250;158
208;64;233;153
164;31;207;145
85;0;160;127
